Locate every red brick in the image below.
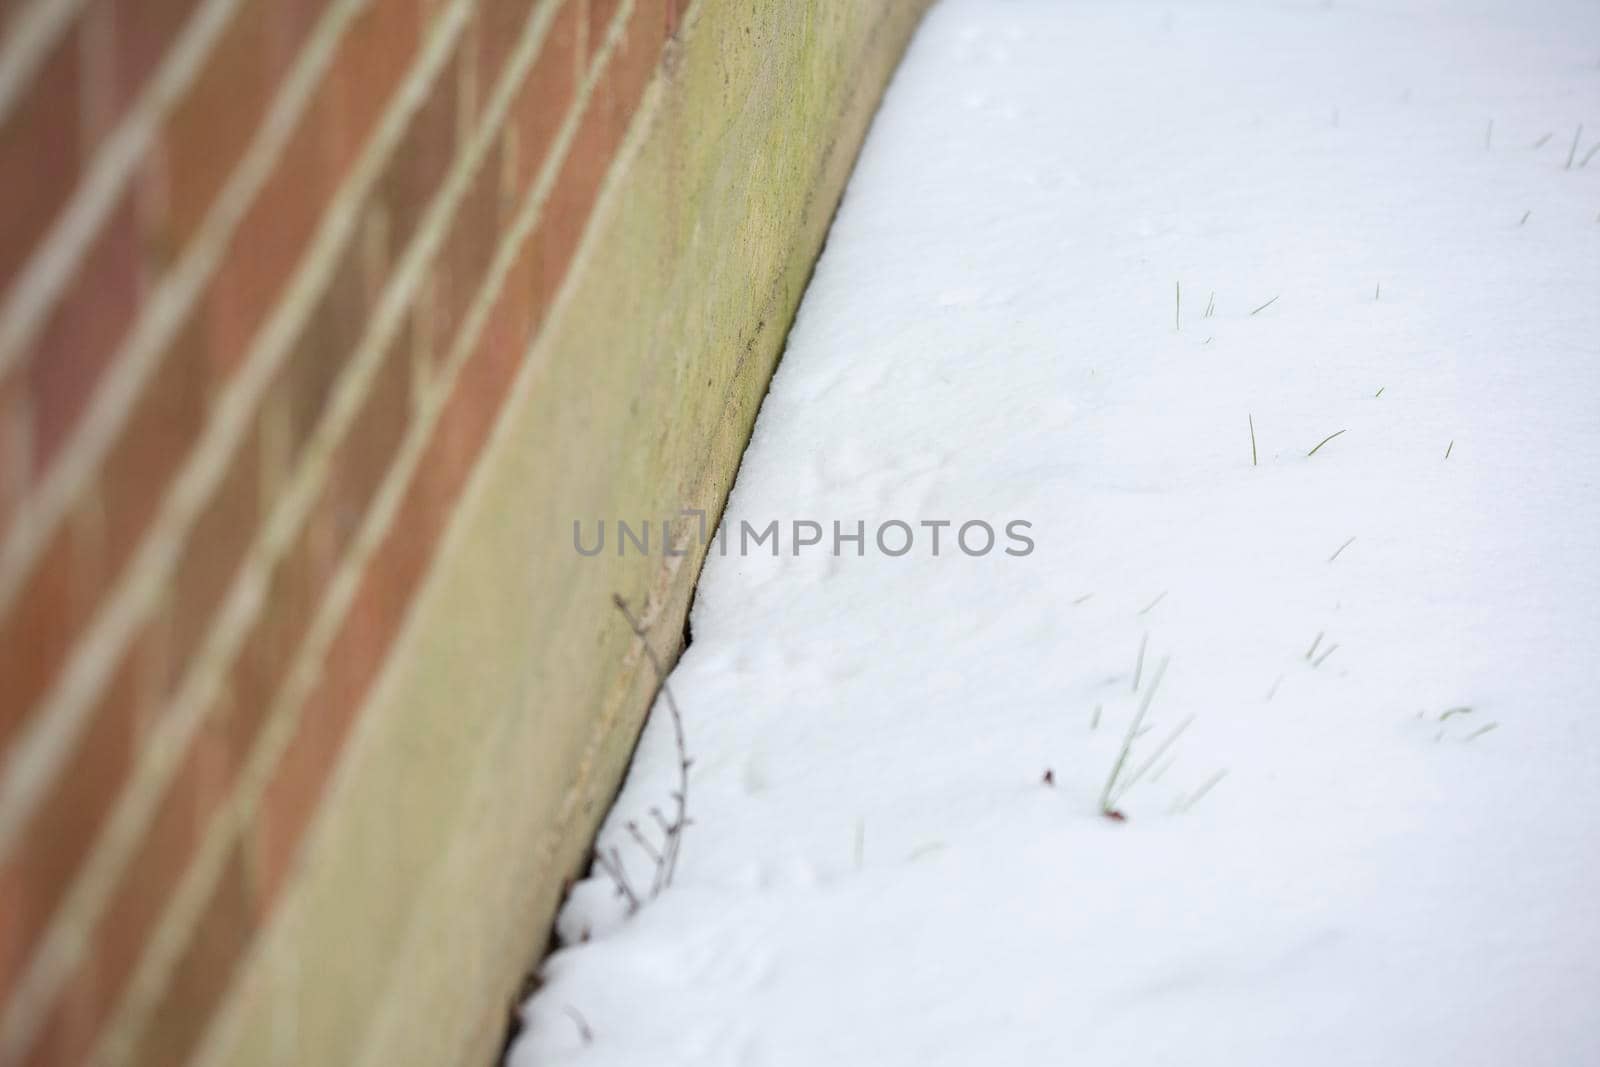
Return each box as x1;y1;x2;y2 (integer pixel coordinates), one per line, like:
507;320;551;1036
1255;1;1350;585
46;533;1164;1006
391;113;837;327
231;538;314;747
264;0;334;81
161;0;273;252
325;333;411;548
428;140;503;366
105;0;204;124
508;0;580;194
167;430;260;686
8;8;677;1063
0;29;82;297
0;500;102;756
377;45;460;258
98;310;209;583
0;626;147;1007
0;375;28;537
126;842;257;1067
203;108;331;381
473;0;534;104
321;0;421;180
587;0;621;60
20;699;238;1067
280;243;368;453
27;186;145;477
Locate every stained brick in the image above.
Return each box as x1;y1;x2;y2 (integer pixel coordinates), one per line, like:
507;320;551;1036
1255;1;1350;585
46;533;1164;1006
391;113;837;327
2;0;679;1060
323;0;422;179
0;627;145;1007
377;45;460;257
286;247;366;449
588;0;621;60
127;842;257;1067
0;499;100;754
204;108;331;381
509;0;580;194
0;375;28;537
98;309;209;584
0;29;82;298
105;0;204;123
168;427;260;681
27;186;145;477
327;333;412;546
161;0;273;252
265;0;335;81
429;140;504;367
474;0;534;105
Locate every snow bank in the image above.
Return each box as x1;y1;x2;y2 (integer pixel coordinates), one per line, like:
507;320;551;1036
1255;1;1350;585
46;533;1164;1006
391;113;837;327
511;1;1600;1063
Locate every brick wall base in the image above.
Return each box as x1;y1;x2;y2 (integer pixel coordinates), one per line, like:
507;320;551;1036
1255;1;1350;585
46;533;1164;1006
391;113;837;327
0;0;928;1064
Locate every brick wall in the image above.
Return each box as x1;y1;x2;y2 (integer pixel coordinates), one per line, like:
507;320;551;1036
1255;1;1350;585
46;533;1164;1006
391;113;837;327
0;1;928;1064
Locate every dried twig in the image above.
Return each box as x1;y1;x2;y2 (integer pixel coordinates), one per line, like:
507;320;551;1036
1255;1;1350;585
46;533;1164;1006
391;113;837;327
593;595;696;911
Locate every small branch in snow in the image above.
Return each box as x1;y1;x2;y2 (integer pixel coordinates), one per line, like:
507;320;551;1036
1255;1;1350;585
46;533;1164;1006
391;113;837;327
595;847;642;913
1444;440;1454;459
1327;537;1355;563
592;594;696;914
1249;294;1280;316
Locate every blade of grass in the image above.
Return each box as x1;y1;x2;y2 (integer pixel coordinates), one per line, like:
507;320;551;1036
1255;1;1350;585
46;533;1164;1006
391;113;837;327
1111;715;1196;807
1249;294;1280;316
1178;770;1228;812
1306;429;1346;456
1099;657;1169;813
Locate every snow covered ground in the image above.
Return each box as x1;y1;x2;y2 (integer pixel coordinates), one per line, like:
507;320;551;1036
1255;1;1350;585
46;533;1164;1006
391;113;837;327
510;1;1600;1063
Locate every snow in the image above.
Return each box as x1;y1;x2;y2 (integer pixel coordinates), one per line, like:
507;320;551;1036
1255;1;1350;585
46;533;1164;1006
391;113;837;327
509;1;1600;1064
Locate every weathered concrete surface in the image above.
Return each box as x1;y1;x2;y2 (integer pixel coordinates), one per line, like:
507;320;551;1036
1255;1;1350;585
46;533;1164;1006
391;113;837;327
193;2;931;1065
